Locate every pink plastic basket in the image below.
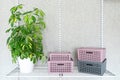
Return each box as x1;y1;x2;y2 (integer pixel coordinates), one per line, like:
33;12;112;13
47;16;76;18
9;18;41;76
48;52;73;73
48;58;73;73
49;52;71;61
77;47;106;62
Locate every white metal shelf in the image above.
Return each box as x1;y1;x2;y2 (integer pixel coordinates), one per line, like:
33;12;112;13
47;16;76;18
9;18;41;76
5;65;115;78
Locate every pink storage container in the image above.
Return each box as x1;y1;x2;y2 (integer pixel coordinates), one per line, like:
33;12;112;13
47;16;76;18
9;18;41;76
77;47;106;62
48;58;73;73
49;52;71;61
48;52;73;73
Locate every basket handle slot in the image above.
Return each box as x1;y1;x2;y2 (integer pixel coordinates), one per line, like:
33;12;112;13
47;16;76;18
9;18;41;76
86;51;93;54
86;64;93;66
57;64;64;66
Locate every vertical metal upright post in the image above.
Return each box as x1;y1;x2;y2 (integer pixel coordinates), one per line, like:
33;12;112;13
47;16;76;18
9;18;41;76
58;0;62;52
58;0;63;77
100;0;104;48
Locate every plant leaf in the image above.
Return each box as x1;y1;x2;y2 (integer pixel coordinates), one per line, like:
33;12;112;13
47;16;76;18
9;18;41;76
32;16;36;23
33;57;36;64
23;11;32;15
17;4;23;9
23;15;29;24
41;55;46;63
28;36;32;41
40;21;46;29
6;28;11;33
39;10;45;17
10;7;17;14
7;37;11;44
22;45;25;50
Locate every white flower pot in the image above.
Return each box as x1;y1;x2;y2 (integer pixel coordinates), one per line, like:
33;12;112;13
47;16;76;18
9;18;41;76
18;58;34;73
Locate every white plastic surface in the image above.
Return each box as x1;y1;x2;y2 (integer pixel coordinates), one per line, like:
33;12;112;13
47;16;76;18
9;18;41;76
18;58;34;73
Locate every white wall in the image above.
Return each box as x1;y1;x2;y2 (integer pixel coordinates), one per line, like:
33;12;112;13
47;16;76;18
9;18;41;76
104;0;120;76
0;0;18;75
0;0;120;79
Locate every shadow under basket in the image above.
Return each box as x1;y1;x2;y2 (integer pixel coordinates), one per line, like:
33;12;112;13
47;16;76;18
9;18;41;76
77;59;106;76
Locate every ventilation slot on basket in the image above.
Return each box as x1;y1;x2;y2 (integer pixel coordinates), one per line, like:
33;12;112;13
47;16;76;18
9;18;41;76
86;52;93;54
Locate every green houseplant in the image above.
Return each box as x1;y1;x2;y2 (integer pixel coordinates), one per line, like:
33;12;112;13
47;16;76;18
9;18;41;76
6;4;46;73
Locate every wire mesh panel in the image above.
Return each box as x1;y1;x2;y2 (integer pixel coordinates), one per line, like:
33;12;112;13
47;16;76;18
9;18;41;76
48;58;73;73
49;52;71;61
77;47;106;62
77;59;106;75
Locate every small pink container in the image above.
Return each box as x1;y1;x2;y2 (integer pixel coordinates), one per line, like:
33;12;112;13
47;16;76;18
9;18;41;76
77;47;106;62
48;52;73;73
48;58;73;73
49;52;71;61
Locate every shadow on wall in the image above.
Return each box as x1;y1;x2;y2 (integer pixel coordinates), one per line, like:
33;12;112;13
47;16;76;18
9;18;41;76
72;48;78;66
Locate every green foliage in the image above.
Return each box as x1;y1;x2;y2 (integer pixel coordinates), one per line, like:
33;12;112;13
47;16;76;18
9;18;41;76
6;4;46;64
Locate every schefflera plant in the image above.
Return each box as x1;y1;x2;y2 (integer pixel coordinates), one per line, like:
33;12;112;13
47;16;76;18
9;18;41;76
6;4;46;64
